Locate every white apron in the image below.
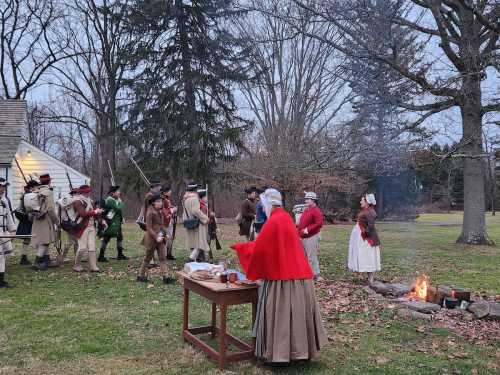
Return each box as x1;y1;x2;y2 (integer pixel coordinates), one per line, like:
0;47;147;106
348;223;381;272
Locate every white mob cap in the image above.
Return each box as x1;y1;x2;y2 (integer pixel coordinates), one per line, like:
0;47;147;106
365;193;376;206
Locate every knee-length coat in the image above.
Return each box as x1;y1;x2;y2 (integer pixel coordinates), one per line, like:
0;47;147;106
182;193;209;251
30;185;58;246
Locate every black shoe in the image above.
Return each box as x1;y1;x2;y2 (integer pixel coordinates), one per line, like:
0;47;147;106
116;253;129;260
136;276;148;283
0;273;12;288
166;255;176;260
98;256;108;262
31;256;47;271
46;255;59;268
162;276;176;285
0;281;12;288
20;255;31;266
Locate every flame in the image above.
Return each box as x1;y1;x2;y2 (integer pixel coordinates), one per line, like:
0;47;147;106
413;274;429;300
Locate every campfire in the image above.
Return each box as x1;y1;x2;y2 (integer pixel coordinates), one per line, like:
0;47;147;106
409;274;429;301
369;274;476;313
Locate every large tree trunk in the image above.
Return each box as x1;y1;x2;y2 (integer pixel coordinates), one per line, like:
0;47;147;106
176;0;201;182
456;76;492;245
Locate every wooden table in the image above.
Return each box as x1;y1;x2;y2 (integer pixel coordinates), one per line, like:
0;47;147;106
178;271;259;369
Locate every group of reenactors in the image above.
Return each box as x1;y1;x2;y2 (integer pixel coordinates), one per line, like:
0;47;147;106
1;172;324;289
0;173;128;287
0;173;222;288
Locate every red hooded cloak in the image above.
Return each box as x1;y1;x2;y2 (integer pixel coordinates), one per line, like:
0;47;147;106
231;207;313;280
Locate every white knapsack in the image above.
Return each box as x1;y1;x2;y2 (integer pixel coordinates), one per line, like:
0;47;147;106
24;192;41;212
57;193;77;222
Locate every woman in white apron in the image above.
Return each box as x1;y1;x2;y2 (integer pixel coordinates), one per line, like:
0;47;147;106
348;193;381;284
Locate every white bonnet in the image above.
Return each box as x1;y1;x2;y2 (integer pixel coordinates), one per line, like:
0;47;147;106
264;188;282;206
365;193;376;206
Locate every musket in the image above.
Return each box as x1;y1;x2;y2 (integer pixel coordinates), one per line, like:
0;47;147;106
129;156;150;186
107;160;116;186
207;184;222;255
0;234;33;247
0;234;32;239
65;169;74;190
170;187;182;248
14;158;28;184
55;187;63;257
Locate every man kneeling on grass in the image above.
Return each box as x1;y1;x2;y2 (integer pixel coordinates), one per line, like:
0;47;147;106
137;193;175;285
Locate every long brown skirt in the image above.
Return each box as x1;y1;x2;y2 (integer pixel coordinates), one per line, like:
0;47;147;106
253;279;328;362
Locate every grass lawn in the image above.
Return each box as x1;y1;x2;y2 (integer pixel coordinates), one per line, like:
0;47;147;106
1;213;499;374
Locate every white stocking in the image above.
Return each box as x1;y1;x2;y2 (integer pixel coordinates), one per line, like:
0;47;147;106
21;241;30;256
0;255;5;273
190;248;199;261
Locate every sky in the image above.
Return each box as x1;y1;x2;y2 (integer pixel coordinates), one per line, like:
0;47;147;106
19;0;500;149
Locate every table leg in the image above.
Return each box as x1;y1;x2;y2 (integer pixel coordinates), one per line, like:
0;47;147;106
211;302;217;339
251;300;257;349
183;288;190;333
218;303;227;369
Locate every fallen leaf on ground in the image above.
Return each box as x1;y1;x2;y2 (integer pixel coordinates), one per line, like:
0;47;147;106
375;356;390;365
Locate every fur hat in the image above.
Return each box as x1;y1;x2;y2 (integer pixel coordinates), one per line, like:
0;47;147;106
25;180;40;189
39;174;51;185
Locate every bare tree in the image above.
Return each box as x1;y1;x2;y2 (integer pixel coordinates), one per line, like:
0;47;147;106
287;0;500;244
50;0;131;191
236;0;352;193
0;0;69;99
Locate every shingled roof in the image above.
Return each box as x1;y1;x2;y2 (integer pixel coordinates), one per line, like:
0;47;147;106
0;100;26;165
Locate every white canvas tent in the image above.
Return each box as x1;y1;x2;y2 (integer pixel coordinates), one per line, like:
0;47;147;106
0;100;89;207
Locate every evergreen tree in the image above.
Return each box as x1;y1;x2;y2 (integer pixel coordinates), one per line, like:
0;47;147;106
345;0;427;217
124;0;251;183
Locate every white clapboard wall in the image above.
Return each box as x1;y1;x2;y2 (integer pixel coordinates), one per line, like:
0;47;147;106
8;140;90;207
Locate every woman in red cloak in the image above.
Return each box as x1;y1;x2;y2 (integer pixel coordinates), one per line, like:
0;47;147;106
231;188;327;363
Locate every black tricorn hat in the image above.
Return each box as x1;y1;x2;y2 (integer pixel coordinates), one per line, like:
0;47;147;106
148;193;162;205
161;184;172;193
108;185;120;194
186;181;198;192
150;179;161;188
244;186;257;194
